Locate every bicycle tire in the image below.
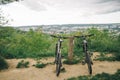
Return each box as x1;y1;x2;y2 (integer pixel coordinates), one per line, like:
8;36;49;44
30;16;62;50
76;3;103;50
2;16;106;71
86;52;92;74
56;54;61;76
55;43;62;76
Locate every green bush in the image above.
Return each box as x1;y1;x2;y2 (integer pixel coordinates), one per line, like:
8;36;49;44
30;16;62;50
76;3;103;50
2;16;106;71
92;72;111;80
0;27;120;60
0;25;15;60
67;69;120;80
77;28;120;61
16;60;29;68
78;76;89;80
94;56;116;61
0;27;55;58
67;77;76;80
0;56;8;70
34;62;46;68
87;28;120;53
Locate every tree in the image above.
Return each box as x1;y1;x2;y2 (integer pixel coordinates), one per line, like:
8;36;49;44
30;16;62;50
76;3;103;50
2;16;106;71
0;0;19;5
0;0;21;70
0;9;9;26
0;0;21;26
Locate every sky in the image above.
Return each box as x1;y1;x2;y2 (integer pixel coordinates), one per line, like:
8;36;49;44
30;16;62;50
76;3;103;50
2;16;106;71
0;0;120;26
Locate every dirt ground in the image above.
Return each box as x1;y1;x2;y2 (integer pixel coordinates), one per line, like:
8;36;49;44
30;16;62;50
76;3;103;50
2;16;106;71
0;52;120;80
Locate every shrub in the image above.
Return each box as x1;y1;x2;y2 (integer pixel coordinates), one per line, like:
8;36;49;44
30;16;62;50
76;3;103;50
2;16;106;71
67;69;120;80
94;56;116;61
0;56;8;70
114;52;120;61
34;62;46;68
16;60;29;68
0;27;55;58
92;72;111;80
111;69;120;80
0;27;120;60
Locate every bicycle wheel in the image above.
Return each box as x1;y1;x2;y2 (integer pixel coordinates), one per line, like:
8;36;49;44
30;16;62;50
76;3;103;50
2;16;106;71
86;52;92;74
56;54;62;76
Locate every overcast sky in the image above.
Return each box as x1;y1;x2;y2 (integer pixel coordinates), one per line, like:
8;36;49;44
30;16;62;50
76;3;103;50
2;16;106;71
0;0;120;26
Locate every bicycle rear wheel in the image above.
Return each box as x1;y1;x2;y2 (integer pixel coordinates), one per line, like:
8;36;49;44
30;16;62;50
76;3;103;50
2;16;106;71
86;52;92;74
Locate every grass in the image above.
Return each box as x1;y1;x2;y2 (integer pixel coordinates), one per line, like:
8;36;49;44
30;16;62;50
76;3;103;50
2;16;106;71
16;60;29;68
35;63;46;68
67;69;120;80
94;52;117;61
94;56;116;61
67;77;76;80
63;58;80;65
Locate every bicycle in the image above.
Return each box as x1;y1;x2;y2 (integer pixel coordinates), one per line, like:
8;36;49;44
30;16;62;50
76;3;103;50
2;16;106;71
74;34;94;75
51;35;67;76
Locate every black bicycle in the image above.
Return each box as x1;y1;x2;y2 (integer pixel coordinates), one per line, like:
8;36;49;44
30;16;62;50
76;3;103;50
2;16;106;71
51;35;67;76
74;34;94;75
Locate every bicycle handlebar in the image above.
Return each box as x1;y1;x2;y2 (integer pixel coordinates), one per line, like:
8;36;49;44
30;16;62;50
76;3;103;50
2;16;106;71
50;35;69;39
50;34;94;39
74;34;94;38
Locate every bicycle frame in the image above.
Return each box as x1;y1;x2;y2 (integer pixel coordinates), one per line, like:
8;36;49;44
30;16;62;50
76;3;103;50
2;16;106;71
55;38;63;64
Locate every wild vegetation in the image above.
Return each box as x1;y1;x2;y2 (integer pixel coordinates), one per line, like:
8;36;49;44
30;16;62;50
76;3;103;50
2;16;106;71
0;26;120;80
67;69;120;80
0;27;120;59
16;60;29;68
74;28;120;61
34;62;47;68
0;27;55;58
63;58;81;65
0;26;120;70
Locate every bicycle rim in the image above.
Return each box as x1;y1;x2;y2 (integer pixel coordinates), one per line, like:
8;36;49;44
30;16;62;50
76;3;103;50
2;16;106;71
87;62;92;74
86;55;92;74
56;56;61;76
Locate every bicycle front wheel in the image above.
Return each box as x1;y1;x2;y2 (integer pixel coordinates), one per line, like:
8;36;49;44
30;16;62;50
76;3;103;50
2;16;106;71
56;54;62;76
87;61;92;74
